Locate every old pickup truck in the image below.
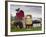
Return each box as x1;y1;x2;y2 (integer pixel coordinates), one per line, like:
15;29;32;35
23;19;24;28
25;15;32;29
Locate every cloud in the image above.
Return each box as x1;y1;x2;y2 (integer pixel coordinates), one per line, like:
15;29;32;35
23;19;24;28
10;4;42;17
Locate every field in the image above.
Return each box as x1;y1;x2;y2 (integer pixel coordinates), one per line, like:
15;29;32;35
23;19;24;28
11;26;42;32
11;17;42;32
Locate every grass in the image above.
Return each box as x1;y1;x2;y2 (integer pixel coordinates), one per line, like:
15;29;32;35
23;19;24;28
11;26;42;32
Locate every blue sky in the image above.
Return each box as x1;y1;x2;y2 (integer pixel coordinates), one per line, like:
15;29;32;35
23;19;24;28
10;4;42;18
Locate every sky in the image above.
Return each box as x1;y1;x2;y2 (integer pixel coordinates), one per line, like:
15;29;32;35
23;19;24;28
10;4;42;18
